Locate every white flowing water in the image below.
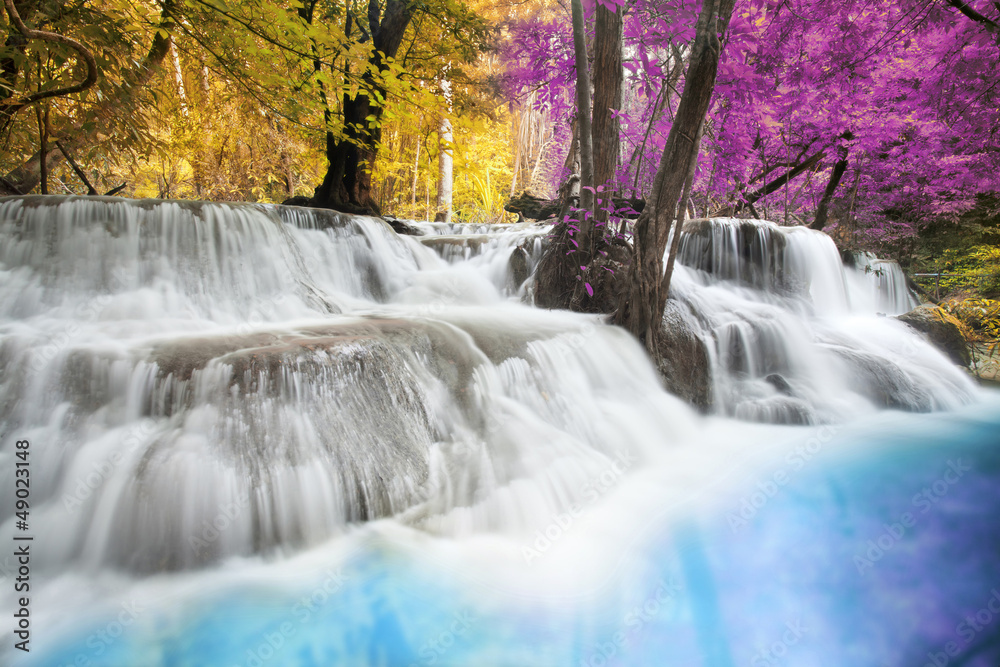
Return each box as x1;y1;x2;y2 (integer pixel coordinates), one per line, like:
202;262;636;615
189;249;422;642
0;198;996;667
674;218;967;423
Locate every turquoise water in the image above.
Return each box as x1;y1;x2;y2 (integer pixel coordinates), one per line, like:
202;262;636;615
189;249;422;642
28;394;1000;667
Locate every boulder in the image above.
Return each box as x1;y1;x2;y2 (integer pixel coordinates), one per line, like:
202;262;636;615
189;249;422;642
679;218;790;291
653;302;714;411
383;215;425;236
507;243;530;291
764;373;794;396
828;345;934;411
896;304;971;366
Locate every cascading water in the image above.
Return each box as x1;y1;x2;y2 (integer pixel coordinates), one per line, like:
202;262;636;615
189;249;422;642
673;218;971;424
850;250;920;314
1;197;998;667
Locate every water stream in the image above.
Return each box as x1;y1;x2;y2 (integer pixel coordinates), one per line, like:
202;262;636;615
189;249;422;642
0;197;997;667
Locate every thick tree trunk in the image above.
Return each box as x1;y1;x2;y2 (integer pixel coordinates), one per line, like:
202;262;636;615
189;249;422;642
614;0;735;350
529;0;598;311
435;115;453;221
567;0;597;306
592;3;623;204
811;147;849;230
661;120;704;296
312;0;412;214
571;0;595;218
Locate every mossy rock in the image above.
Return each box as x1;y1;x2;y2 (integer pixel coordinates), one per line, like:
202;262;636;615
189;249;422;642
896;305;971;366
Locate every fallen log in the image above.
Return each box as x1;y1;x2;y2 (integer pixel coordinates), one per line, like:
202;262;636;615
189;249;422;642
505;190;645;221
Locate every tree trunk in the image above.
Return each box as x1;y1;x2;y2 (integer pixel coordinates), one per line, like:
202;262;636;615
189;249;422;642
810;146;849;230
510;112;522;196
571;0;595;218
592;3;623;207
562;0;597;306
411;133;421;207
435;68;453;222
661;120;704;297
614;0;735;350
36;106;48;194
312;0;412;214
170;42;189;117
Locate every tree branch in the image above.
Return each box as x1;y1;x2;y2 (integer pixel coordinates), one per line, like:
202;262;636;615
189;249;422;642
732;149;826;214
0;0;98;121
944;0;1000;33
56;141;98;195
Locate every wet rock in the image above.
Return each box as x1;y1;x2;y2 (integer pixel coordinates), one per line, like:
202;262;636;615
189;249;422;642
828;345;934;411
764;373;794;396
383;215;425;236
678;218;789;291
653;301;714;411
150;319;483;401
972;344;1000;383
508;243;530;291
896;305;971;366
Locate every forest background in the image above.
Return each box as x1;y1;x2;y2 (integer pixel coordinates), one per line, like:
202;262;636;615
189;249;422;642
1;0;999;338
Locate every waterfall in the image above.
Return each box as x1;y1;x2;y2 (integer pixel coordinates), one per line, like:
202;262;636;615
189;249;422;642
850;250;920;314
672;217;970;424
0;197;994;667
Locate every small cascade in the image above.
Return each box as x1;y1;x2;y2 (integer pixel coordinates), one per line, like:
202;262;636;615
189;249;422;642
676;218;787;291
671;217;972;423
414;220;548;295
849;251;920;315
0;196;421;324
